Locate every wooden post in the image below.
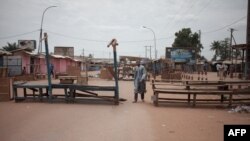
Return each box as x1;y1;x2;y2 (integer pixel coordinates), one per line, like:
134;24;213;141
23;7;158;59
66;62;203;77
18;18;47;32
193;94;196;107
155;93;159;106
64;88;68;102
107;39;119;105
23;88;27;98
39;88;43;101
14;87;18;102
228;93;233;107
44;33;52;101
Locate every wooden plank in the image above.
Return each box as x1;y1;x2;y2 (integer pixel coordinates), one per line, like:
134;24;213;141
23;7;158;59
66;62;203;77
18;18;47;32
158;98;191;101
154;89;233;94
76;90;98;96
158;98;230;102
60;79;74;84
58;76;77;80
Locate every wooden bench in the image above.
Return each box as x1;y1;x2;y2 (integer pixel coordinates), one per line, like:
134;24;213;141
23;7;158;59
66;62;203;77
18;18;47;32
36;74;46;79
58;76;77;84
13;82;119;104
152;88;233;107
151;80;250;107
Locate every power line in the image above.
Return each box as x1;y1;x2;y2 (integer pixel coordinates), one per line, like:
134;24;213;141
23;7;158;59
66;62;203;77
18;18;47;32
184;0;214;26
0;29;39;40
45;29;107;43
203;16;247;34
166;0;199;32
163;0;187;29
45;29;174;43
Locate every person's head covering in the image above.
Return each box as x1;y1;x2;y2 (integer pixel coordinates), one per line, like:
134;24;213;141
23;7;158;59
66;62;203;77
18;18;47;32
136;60;140;66
140;60;145;65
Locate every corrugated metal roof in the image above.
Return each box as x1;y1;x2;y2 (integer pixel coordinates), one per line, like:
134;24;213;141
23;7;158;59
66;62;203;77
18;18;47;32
0;49;12;55
23;51;36;56
50;54;66;59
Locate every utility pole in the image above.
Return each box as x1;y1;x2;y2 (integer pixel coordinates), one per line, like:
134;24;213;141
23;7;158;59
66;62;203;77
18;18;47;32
38;6;57;54
82;49;84;70
144;45;152;59
143;26;157;59
198;30;201;42
229;28;235;61
145;46;148;58
150;45;152;60
198;30;201;59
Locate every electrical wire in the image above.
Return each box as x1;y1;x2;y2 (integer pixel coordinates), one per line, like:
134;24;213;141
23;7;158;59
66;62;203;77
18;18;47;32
184;0;214;26
203;16;247;34
45;29;174;43
0;15;245;43
166;0;199;32
0;29;39;40
45;29;107;43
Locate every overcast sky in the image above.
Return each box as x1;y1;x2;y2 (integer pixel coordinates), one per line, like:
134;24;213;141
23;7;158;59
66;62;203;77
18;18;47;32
0;0;248;60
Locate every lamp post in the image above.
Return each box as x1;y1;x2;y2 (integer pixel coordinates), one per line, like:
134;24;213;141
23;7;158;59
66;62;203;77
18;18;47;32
143;26;157;59
38;6;57;54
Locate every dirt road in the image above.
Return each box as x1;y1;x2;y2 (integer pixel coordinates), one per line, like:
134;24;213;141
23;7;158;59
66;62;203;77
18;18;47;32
0;78;249;141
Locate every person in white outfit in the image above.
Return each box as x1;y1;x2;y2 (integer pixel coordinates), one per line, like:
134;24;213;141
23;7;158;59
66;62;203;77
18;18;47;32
133;60;147;103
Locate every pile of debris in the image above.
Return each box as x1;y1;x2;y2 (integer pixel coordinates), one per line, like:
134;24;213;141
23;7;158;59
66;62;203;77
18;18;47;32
228;105;250;113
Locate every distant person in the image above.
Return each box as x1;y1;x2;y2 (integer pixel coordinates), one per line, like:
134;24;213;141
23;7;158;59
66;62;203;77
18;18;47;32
50;64;54;78
216;63;221;77
219;64;224;80
229;64;234;77
223;63;228;78
22;66;26;75
203;61;208;73
133;60;147;103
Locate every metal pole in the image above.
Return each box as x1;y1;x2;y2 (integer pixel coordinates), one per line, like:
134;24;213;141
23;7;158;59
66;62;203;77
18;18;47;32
145;46;147;58
150;45;152;60
44;33;52;101
143;26;157;59
38;6;57;54
113;48;119;104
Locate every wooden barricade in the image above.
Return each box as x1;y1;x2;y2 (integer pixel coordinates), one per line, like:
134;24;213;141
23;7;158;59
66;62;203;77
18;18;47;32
66;66;88;85
161;71;182;80
151;80;250;107
0;77;13;101
0;68;8;77
100;67;113;80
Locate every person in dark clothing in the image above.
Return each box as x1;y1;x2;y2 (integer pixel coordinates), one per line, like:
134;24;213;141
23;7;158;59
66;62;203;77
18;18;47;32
50;64;54;78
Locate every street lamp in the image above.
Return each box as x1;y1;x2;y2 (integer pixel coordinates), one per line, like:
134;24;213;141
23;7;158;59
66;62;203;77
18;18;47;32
38;6;57;54
143;26;157;59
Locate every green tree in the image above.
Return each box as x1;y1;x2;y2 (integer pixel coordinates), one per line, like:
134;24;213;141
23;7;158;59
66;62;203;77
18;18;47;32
210;38;230;61
2;42;18;51
172;28;203;53
210;41;221;61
